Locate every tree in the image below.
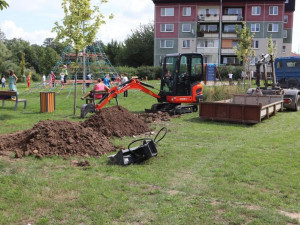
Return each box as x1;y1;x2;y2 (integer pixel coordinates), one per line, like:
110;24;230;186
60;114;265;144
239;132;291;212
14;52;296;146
20;52;26;77
0;0;9;10
234;22;255;86
52;0;112;115
104;39;123;66
267;35;277;58
122;23;154;67
0;29;5;41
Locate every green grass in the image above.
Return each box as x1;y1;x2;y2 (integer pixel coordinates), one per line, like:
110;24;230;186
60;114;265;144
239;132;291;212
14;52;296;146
0;81;300;224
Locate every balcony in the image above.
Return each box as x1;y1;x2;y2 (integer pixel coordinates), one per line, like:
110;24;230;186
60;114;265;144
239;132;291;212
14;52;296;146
221;48;236;54
196;47;218;54
198;14;219;22
198;32;219;38
222;33;237;38
222;15;243;22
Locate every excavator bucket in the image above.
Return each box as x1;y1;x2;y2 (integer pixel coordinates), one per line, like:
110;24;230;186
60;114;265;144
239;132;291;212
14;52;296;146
80;104;95;118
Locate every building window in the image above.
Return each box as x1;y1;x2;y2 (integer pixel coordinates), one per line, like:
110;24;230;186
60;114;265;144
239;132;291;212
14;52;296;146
161;8;174;16
284;15;288;23
182;24;191;32
224;24;242;33
250;57;258;65
252;6;261;15
283;30;287;38
224;8;242;16
251;23;260;32
232;40;238;48
197;40;217;48
160;24;174;32
183;7;191;16
285;0;289;3
160;40;174;48
267;23;279;32
282;45;286;53
199;8;218;17
252;40;259;49
182;40;191;48
199;24;218;32
269;6;278;15
223;56;239;65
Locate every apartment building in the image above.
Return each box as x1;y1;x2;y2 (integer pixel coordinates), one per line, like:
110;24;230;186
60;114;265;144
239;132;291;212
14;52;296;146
152;0;295;66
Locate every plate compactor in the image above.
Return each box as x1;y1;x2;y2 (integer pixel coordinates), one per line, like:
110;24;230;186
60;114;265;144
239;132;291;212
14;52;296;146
80;53;204;118
108;127;167;166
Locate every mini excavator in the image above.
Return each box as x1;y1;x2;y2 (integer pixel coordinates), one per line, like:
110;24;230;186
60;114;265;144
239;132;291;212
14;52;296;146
80;53;204;118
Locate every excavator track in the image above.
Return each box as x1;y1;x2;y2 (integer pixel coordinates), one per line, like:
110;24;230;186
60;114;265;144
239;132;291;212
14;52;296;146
146;103;198;115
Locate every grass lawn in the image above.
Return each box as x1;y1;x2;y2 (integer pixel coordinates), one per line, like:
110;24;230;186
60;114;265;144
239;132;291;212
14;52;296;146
0;81;299;224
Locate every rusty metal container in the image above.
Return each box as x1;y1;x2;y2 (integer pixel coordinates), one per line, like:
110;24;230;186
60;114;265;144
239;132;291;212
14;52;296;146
199;95;283;124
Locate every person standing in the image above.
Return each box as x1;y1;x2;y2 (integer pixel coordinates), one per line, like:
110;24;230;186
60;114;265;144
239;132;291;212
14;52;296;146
1;75;6;88
103;74;111;88
63;65;68;83
42;74;46;88
26;71;32;89
121;73;129;97
86;73;92;88
50;71;56;87
228;71;233;85
8;70;18;94
60;72;65;89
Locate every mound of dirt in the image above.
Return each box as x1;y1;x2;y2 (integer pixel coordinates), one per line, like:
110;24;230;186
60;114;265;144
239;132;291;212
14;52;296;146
0;120;114;158
0;106;174;159
82;106;151;137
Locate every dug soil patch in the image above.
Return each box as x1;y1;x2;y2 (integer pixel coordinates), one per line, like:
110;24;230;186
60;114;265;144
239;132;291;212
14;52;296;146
0;120;114;158
0;106;160;158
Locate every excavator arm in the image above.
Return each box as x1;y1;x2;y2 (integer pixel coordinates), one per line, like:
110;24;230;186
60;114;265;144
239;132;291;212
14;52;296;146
94;78;161;111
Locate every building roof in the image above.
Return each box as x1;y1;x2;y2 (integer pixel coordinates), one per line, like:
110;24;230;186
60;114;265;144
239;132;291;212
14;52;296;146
152;0;295;12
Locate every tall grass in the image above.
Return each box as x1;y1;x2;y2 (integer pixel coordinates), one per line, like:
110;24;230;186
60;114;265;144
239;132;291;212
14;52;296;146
203;85;248;101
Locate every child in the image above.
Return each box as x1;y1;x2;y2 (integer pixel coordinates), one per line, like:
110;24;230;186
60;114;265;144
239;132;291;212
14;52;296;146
1;75;5;88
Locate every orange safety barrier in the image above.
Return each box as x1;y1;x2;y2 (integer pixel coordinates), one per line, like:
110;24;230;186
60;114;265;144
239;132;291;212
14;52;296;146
40;92;55;113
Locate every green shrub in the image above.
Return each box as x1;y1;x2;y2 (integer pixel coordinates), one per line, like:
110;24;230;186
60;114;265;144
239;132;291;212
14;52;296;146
203;85;248;102
216;65;243;81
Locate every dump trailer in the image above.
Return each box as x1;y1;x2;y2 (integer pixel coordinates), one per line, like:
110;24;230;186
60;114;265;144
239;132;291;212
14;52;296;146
199;94;283;124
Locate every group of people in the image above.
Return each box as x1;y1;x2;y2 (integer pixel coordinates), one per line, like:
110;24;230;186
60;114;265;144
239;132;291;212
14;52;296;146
1;66;131;103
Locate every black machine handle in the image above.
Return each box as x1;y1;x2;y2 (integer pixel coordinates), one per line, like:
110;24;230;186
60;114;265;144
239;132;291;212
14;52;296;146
127;127;168;153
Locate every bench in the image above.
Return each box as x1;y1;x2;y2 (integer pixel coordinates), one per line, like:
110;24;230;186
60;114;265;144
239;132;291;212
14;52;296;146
0;91;27;111
85;90;109;105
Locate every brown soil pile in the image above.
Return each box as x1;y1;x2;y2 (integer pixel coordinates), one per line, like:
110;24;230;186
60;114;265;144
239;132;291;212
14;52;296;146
82;106;151;137
0;105;155;158
0;120;114;158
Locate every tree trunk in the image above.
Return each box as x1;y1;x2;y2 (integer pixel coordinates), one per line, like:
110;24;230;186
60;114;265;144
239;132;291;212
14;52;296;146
73;49;78;116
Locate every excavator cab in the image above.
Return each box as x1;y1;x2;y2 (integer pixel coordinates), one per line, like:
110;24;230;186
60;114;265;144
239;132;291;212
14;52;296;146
159;53;204;103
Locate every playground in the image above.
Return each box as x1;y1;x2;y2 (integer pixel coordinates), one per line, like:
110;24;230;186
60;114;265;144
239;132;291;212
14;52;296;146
0;80;300;224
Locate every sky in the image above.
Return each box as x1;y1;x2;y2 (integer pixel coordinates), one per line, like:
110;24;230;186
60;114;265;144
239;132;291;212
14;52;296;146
0;0;299;53
0;0;154;45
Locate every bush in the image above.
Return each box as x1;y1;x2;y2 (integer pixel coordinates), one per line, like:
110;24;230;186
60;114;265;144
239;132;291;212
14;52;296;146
216;65;243;81
136;66;162;80
115;66;138;79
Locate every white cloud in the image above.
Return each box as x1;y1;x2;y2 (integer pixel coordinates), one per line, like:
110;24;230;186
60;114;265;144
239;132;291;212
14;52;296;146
1;20;55;45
